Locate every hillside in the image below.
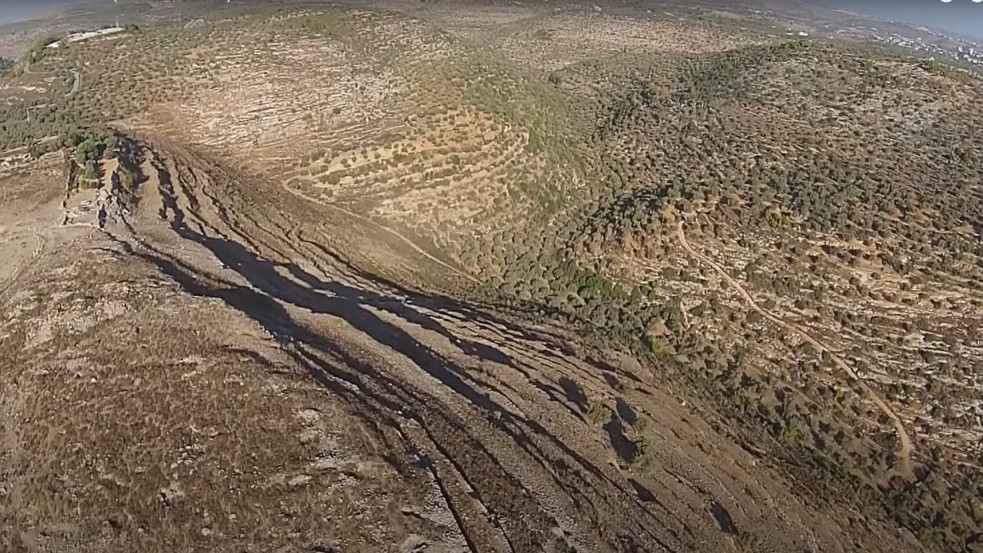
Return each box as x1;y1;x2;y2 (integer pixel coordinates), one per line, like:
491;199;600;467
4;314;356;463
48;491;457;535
1;1;982;552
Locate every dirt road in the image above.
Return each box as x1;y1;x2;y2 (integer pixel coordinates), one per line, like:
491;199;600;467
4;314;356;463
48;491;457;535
675;218;914;478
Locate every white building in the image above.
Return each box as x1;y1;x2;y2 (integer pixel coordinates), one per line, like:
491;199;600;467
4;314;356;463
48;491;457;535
45;27;125;49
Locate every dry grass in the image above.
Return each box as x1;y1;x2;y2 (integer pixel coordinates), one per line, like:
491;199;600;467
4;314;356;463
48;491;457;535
0;2;981;552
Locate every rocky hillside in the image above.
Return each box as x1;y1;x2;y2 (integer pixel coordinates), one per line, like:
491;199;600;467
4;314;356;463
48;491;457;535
1;2;981;552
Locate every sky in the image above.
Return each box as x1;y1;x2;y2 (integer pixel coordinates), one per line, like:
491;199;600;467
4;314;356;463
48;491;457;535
0;0;93;25
820;0;983;40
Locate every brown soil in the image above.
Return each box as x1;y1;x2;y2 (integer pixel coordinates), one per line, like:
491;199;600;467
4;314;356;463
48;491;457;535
0;134;927;553
1;2;971;551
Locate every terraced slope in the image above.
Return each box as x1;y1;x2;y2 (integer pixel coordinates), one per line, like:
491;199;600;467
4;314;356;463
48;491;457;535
31;8;580;289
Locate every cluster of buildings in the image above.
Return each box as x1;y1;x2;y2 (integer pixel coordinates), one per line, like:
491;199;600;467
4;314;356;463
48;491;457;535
954;45;983;65
871;30;983;66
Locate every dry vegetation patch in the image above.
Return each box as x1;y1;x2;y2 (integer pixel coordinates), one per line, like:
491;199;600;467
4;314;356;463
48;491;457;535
2;2;983;551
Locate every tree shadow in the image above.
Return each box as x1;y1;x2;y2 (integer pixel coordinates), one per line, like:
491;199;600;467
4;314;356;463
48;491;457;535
615;398;637;426
628;479;655;503
709;501;738;535
603;416;638;465
558;377;588;413
602;373;621;390
528;379;586;422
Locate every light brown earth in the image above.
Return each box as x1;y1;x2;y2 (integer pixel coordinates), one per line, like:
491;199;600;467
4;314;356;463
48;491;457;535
0;134;926;552
1;2;981;552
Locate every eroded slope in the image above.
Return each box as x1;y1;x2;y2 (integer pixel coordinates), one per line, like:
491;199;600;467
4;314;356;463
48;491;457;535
2;2;982;552
1;136;926;552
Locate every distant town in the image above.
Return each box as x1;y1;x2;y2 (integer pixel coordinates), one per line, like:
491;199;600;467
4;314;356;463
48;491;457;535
872;29;983;66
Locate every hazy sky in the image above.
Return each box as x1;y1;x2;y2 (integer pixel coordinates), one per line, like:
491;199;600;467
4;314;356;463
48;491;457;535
0;0;92;25
821;1;983;40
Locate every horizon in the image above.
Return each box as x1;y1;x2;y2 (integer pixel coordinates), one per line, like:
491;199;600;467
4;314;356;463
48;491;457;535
2;0;982;41
821;0;983;41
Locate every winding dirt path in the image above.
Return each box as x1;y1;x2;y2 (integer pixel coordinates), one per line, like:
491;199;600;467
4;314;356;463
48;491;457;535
281;182;480;284
675;218;914;478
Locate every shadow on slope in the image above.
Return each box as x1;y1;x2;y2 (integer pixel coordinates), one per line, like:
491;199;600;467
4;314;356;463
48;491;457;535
114;228;680;552
108;142;686;551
